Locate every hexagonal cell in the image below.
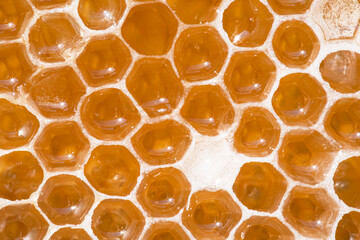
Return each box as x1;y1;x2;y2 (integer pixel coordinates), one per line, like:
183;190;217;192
336;211;360;240
31;0;72;9
132;120;191;165
182;190;242;239
78;0;126;30
278;130;338;185
324;98;360;148
26;66;86;118
180;85;235;136
233;107;280;157
234;216;295;240
313;0;360;40
166;0;221;24
127;58;184;117
320;50;360;93
222;0;274;47
0;43;35;92
272;73;327;126
137;167;191;217
34;121;90;171
233;162;287;212
84;145;140;196
0;151;43;201
272;20;320;68
282;186;339;238
77;34;131;87
224;51;276;103
50;227;92;240
174;27;228;82
333;156;360;208
121;3;178;55
92;199;145;240
0;99;39;149
28;13;81;63
38;174;94;225
80;88;140;140
0;204;48;240
268;0;314;14
143;222;190;240
0;0;33;40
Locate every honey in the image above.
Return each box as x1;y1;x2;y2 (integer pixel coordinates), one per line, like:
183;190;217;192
233;162;287;212
92;199;145;240
38;174;94;225
121;3;178;55
222;0;274;47
224;51;276;103
180;85;235;136
0;151;43;200
77;34;131;87
84;145;140;196
174;27;228;82
132;120;191;165
78;0;126;30
127;58;184;117
0;0;356;239
137;167;191;217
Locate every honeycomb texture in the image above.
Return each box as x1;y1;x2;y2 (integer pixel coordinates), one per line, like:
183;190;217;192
0;0;358;239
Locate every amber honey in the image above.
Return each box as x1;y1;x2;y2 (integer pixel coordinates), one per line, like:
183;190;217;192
0;0;358;239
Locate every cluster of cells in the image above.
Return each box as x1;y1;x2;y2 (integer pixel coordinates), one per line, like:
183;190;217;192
1;0;360;239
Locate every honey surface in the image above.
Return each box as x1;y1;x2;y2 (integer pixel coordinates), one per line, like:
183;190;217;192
0;0;358;239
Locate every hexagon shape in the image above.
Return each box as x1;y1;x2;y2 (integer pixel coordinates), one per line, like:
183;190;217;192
182;190;242;239
235;216;295;240
233;162;287;212
180;85;235;136
336;211;360;240
272;73;327;126
0;204;48;240
28;13;81;63
78;0;126;30
222;0;274;47
166;0;221;24
0;43;36;93
333;156;360;208
268;0;314;14
0;99;39;149
272;20;319;68
131;120;191;165
174;27;228;82
143;222;190;240
137;167;191;217
38;174;94;225
282;186;339;238
0;0;33;40
224;51;276;103
92;199;145;240
50;228;92;240
121;2;178;55
77;34;131;87
0;151;43;201
34;121;90;171
320;50;360;93
233;107;280;157
278;130;338;185
31;0;72;9
80;88;140;140
84;145;140;196
127;58;184;117
27;66;86;118
324;98;360;148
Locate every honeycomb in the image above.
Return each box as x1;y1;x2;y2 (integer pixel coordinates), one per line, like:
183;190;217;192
1;0;360;239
